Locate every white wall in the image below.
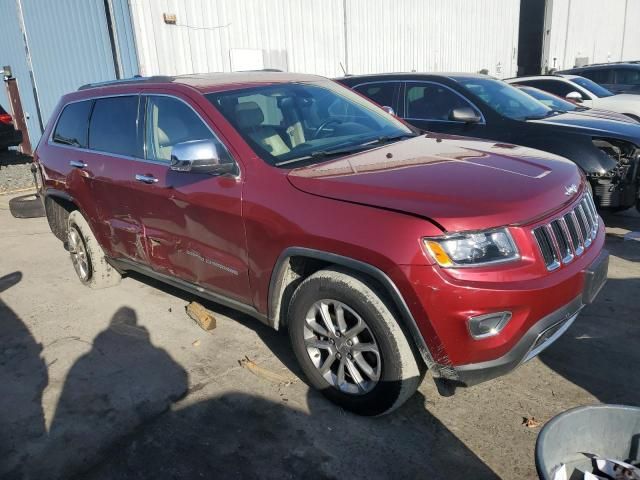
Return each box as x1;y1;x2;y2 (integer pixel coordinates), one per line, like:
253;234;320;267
345;0;520;77
548;0;639;70
128;0;521;79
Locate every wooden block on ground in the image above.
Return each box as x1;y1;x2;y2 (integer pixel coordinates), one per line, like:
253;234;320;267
186;301;216;330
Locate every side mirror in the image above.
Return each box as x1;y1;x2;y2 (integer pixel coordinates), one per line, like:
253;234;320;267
449;107;482;124
170;139;235;175
381;105;396;116
565;91;583;103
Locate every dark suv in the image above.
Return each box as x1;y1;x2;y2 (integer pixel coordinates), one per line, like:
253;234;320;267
0;104;23;151
559;63;640;95
34;73;607;415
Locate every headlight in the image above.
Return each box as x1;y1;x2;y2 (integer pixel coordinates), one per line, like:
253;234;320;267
423;228;519;267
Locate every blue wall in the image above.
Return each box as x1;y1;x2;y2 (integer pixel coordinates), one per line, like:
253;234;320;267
0;0;139;147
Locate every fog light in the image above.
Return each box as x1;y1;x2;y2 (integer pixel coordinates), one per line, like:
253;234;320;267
468;311;512;340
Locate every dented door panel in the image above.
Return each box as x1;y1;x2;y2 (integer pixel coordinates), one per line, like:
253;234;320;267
126;162;250;302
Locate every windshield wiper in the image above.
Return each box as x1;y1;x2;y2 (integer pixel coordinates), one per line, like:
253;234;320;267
525;110;561;120
274;144;376;166
360;133;418;146
274;133;418;167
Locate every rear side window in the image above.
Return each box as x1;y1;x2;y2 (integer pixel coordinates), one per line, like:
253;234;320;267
53;101;93;148
581;69;610;84
518;79;575;97
613;69;640;85
89;96;140;157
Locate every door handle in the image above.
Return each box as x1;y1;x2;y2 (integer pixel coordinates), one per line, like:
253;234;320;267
135;174;159;184
69;160;87;168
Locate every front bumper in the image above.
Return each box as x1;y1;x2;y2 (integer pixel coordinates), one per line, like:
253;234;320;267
447;249;609;387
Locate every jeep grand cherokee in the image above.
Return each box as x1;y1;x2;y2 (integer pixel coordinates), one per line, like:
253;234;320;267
33;72;608;415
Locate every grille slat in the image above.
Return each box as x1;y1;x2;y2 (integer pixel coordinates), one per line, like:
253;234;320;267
533;193;598;270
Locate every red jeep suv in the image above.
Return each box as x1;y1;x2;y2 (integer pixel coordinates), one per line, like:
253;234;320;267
34;73;608;415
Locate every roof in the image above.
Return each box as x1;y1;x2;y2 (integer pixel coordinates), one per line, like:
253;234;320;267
78;71;327;92
503;74;577;82
336;72;492;82
566;62;640;69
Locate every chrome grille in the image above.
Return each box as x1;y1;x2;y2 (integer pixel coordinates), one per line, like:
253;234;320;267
533;193;599;271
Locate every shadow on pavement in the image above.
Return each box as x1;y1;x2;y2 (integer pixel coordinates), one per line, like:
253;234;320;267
90;273;498;479
81;388;498;480
0;289;189;479
540;275;640;406
1;268;498;479
0;271;49;477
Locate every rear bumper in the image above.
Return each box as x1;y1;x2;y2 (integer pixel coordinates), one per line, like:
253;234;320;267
0;128;23;148
441;249;609;387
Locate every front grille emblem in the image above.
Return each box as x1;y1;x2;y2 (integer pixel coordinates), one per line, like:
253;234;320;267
564;184;578;196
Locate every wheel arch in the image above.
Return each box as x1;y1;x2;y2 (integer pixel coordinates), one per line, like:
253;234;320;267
43;188;78;242
267;247;437;370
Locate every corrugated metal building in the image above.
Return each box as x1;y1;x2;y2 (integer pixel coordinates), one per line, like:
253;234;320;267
547;0;640;71
1;0;638;149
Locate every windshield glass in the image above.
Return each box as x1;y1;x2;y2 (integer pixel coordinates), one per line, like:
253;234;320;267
517;86;577;111
571;76;614;98
456;77;552;120
206;81;413;167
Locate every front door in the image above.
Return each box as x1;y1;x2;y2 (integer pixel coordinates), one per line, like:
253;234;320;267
127;94;250;302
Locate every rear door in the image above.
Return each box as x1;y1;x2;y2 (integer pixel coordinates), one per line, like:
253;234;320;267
126;93;250;302
85;95;144;261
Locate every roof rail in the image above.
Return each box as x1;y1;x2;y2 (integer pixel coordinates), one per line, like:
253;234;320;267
77;75;174;91
579;61;640;68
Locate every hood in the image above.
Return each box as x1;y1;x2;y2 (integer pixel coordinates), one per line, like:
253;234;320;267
287;135;584;232
594;94;640;116
531;111;640;142
575;108;639;124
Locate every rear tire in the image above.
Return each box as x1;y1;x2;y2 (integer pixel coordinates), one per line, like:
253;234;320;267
67;210;121;289
288;267;423;416
8;194;45;218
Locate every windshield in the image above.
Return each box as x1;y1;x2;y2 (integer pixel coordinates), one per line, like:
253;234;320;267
456;77;552;120
206;81;413;167
517;86;578;112
570;76;614;98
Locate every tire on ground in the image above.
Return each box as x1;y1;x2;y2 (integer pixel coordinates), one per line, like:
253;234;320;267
67;210;121;289
287;267;424;416
8;194;45;219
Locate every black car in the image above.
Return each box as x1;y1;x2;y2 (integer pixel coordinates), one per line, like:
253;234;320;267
338;73;640;212
0;104;22;151
559;63;640;95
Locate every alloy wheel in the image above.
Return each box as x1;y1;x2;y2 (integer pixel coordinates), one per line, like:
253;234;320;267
303;299;381;395
68;226;90;281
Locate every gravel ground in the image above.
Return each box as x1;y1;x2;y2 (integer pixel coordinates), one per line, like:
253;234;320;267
0;150;34;193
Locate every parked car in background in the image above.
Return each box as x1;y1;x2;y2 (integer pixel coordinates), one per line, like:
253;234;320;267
558;62;640;95
34;72;608;415
505;75;640;122
0;103;23;151
339;73;640;211
514;85;638;124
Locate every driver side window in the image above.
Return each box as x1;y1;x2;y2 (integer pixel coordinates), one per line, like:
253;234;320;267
145;95;230;163
405;82;479;121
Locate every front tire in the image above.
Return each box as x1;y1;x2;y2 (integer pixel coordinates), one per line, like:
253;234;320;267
67;210;121;288
288;268;423;416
